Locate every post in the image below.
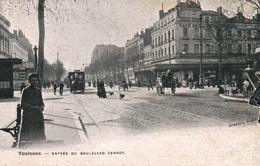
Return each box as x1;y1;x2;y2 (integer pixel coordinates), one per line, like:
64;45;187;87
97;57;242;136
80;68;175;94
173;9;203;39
168;31;171;66
218;50;222;83
199;14;204;88
33;45;38;72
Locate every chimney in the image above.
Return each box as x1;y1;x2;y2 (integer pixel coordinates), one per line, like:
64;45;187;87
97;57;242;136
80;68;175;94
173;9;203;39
13;30;17;37
217;7;222;15
159;10;164;19
18;29;23;37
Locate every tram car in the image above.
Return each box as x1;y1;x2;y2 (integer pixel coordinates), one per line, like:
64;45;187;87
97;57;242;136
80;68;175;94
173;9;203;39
68;71;85;93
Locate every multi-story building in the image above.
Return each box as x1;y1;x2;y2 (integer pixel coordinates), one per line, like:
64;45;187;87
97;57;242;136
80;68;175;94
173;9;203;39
0;13;10;58
125;28;152;85
9;30;35;89
0;14;22;98
129;0;260;85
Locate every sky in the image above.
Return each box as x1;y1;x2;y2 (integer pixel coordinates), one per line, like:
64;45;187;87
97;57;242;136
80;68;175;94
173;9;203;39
0;0;253;71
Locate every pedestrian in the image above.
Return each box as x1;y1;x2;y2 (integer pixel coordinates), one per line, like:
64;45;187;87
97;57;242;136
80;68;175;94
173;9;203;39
20;73;46;141
166;69;173;78
20;82;26;94
161;72;167;86
97;79;101;97
188;77;193;90
129;81;132;88
98;80;107;98
109;79;113;89
148;79;153;91
53;82;57;95
59;81;64;95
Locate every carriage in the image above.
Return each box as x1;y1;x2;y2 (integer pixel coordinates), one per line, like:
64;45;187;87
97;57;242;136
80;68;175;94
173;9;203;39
69;71;85;93
120;81;128;91
156;76;176;95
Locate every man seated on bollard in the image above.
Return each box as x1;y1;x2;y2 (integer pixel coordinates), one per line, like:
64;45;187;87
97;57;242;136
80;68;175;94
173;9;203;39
20;73;46;142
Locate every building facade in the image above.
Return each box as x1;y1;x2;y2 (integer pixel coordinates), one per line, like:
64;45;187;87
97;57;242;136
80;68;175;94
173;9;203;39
0;13;10;58
125;29;152;85
9;30;35;89
0;14;22;98
126;0;260;86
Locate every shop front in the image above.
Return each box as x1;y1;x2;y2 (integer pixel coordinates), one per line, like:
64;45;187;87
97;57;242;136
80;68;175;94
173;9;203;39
0;58;22;98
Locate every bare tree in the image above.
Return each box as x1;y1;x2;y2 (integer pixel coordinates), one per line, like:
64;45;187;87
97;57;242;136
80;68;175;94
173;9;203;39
228;0;260;17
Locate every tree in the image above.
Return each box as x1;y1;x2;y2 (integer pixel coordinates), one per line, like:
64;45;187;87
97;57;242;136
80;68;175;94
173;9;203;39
228;0;260;17
53;59;66;82
37;0;45;81
2;0;91;81
205;13;234;81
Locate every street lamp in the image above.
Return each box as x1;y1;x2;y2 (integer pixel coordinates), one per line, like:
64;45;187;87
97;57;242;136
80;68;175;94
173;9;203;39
168;31;171;66
199;14;204;88
33;45;38;72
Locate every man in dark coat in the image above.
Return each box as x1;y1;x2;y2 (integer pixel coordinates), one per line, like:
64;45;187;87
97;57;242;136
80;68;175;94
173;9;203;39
20;73;46;142
109;79;113;89
53;82;57;95
97;79;101;97
99;80;107;98
59;81;64;95
148;79;153;91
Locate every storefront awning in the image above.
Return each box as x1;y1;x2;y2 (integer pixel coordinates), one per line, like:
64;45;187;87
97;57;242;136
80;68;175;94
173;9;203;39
0;58;22;64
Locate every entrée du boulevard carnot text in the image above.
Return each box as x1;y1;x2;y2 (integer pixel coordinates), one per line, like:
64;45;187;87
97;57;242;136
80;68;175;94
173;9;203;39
18;151;126;156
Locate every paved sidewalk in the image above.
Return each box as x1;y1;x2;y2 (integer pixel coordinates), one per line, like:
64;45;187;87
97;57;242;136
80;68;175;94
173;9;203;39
0;90;85;148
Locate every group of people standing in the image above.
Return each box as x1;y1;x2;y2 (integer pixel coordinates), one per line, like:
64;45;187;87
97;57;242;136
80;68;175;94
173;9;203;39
53;82;64;95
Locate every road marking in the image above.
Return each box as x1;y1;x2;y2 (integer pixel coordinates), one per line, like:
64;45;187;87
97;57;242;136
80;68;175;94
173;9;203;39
73;96;102;132
68;111;88;143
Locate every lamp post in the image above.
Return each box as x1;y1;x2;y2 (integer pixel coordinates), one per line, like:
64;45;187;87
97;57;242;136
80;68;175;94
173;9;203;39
33;45;38;72
168;31;171;66
199;14;204;88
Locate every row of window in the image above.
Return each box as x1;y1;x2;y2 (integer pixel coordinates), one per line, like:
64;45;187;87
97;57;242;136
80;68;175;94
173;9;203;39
153;27;254;49
145;45;175;59
0;26;9;37
0;40;9;53
227;44;252;53
145;43;253;60
152;29;175;47
226;29;252;38
154;13;176;30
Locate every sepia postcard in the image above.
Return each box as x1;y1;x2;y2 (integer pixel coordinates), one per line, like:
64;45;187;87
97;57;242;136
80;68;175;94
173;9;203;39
0;0;260;165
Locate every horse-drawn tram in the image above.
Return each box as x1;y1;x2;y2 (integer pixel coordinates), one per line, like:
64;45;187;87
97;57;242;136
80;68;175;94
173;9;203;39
68;71;85;93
